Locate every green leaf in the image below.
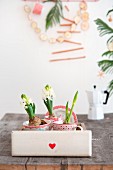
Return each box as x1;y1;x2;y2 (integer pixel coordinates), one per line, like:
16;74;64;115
72;91;78;106
94;19;113;36
44;99;53;115
32;103;35;114
64;91;78;124
108;80;113;96
46;0;63;30
25;105;35;119
102;51;113;58
107;35;113;44
106;8;113;16
98;60;113;74
69;91;78;120
65;101;69;123
95;11;113;97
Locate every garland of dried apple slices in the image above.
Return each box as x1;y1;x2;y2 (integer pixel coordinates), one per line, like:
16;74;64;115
23;0;89;62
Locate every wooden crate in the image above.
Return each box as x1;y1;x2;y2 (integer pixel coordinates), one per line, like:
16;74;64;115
12;130;92;156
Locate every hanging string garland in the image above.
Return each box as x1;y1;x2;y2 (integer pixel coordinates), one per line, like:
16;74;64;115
24;5;80;44
75;1;89;31
23;1;90;45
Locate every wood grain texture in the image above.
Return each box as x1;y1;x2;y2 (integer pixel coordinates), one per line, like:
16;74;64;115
83;165;102;170
103;165;113;170
0;165;25;170
27;166;35;170
0;113;113;170
67;165;81;170
35;165;61;170
27;165;61;170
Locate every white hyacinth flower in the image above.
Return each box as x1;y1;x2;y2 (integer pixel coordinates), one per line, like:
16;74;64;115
22;96;32;105
28;98;33;104
20;101;26;107
42;85;55;101
24;105;28;109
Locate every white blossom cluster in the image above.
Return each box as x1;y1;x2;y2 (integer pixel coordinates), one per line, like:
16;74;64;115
21;95;33;108
42;85;55;101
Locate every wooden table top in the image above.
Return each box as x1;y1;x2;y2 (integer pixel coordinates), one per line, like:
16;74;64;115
0;113;113;170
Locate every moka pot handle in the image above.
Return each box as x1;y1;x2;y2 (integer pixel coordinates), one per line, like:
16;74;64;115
103;90;109;104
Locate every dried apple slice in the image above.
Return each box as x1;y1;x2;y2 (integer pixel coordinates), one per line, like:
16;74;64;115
79;1;87;10
27;14;32;21
48;38;56;44
74;16;81;25
24;5;31;13
81;21;89;31
57;36;64;43
81;12;89;21
64;31;72;39
35;27;41;33
70;24;76;32
31;21;37;29
39;33;48;41
107;41;113;51
76;10;81;17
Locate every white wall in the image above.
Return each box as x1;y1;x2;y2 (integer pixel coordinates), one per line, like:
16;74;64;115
0;0;113;118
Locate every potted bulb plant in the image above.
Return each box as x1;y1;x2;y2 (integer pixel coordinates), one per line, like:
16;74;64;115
42;85;58;121
53;91;78;131
21;94;51;130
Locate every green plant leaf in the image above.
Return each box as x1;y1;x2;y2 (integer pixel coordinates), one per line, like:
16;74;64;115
64;91;78;124
46;0;63;30
32;103;35;114
102;51;113;58
95;10;113;97
95;19;113;36
107;35;113;44
72;91;78;106
65;101;69;123
98;60;113;74
108;80;113;96
69;91;78;120
106;8;113;16
44;99;53;115
25;105;35;119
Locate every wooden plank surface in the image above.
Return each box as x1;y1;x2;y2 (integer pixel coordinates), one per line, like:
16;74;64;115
0;113;113;170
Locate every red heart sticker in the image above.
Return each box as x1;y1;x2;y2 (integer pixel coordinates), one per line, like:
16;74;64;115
49;143;56;149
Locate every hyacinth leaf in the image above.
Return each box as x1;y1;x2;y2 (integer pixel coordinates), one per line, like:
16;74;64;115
50;100;53;114
65;91;78;124
44;99;53;115
44;100;48;109
72;91;78;105
32;103;35;114
21;93;36;119
25;105;35;119
69;91;78;117
65;101;69;123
